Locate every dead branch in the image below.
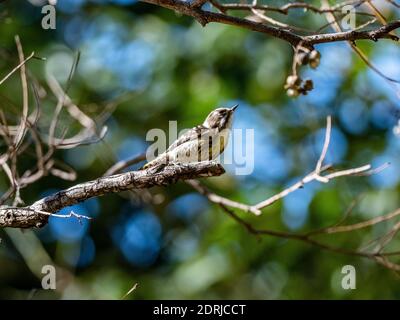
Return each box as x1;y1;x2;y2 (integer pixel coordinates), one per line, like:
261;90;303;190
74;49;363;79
0;51;35;86
185;117;400;271
140;0;400;97
218;204;400;271
104;153;147;176
189;116;379;216
212;0;369;15
140;0;400;46
0;161;225;228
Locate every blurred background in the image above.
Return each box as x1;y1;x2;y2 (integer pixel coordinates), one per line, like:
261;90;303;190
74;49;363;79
0;0;399;299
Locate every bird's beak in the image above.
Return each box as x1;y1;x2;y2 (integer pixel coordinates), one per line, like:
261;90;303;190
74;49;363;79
230;104;239;112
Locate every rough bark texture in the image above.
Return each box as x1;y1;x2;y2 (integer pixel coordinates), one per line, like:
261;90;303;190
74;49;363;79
140;0;400;46
141;0;303;46
0;161;225;229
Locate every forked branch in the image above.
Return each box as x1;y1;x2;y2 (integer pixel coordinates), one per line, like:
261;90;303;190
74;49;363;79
0;161;225;228
189;116;384;216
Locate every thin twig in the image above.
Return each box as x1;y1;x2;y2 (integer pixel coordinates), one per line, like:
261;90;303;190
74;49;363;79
315;115;331;175
121;283;138;299
189;117;380;216
104;153;147;176
0;51;35;86
14;36;30;150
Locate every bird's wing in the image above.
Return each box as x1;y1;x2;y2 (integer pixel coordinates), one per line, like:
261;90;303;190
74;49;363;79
165;125;209;153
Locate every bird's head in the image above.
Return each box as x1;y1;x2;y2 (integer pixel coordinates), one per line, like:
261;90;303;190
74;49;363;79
203;104;238;130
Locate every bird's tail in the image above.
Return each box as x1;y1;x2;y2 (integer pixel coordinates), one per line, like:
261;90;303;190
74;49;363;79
140;154;168;170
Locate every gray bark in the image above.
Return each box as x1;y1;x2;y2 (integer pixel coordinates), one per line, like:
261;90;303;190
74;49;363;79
0;161;224;229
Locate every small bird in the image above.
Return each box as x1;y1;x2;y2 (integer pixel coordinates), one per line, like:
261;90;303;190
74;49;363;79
143;104;238;169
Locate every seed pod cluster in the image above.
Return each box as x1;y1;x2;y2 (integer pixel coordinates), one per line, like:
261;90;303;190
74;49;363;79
295;49;321;69
284;75;314;97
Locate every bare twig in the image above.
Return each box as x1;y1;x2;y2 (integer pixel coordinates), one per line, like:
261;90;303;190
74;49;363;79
386;0;400;8
250;8;313;33
211;0;370;15
140;0;400;46
315;115;331;175
320;0;400;86
190;117;377;216
218;204;400;271
0;161;225;228
13;36;29;150
121;283;138;299
104;153;147;176
0;51;35;86
187;179;261;215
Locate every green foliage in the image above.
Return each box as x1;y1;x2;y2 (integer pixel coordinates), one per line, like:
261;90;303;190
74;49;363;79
0;1;399;299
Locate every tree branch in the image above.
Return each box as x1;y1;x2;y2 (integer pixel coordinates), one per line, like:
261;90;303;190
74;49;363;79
104;153;146;176
303;20;400;44
0;161;225;229
219;204;400;271
211;0;370;15
190;0;208;8
189;116;383;216
140;0;302;46
140;0;400;46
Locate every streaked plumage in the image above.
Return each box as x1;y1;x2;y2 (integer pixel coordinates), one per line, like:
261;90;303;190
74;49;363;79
143;105;238;169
